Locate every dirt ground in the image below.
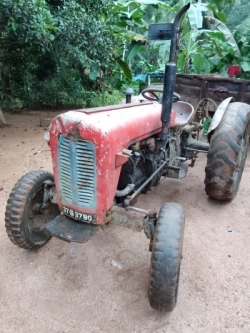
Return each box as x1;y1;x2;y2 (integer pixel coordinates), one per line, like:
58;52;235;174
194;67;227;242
0;111;250;333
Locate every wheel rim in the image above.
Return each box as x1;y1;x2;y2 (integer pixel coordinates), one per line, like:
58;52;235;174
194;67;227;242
232;123;250;191
28;186;57;234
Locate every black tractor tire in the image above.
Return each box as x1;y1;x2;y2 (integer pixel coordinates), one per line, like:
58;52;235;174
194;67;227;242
5;170;60;250
148;202;185;312
205;102;250;201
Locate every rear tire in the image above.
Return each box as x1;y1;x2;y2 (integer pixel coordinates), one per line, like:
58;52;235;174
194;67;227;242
148;202;185;312
5;170;60;249
205;102;250;201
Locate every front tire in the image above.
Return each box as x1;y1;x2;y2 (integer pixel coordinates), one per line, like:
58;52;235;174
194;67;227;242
5;170;60;249
205;102;250;201
148;202;185;312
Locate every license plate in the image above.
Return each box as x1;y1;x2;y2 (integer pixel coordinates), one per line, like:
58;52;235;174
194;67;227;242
62;206;96;223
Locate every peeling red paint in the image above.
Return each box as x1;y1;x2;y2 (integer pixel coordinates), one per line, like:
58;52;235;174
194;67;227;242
115;152;130;168
49;102;193;225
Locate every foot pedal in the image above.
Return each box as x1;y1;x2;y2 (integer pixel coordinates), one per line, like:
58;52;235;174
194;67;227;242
46;214;100;243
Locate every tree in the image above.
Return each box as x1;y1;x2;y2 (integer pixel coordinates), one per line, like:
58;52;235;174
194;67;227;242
0;0;56;107
224;0;250;31
0;108;6;126
0;0;114;109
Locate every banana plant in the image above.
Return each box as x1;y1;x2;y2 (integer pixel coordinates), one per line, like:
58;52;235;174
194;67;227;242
176;1;243;75
107;0;173;80
233;16;250;74
109;0;247;80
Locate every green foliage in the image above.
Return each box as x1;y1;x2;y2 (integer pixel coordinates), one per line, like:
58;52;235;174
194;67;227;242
224;0;250;31
0;0;56;46
173;1;250;77
54;1;113;72
1;98;23;111
140;0;249;78
187;3;208;29
0;0;249;111
0;0;114;110
87;90;124;108
106;0;173;81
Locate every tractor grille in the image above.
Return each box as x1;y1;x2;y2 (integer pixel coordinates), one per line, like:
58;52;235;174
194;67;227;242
58;135;96;208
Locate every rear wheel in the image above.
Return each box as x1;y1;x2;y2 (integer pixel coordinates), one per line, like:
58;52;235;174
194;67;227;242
148;202;185;312
205;102;250;201
5;170;60;249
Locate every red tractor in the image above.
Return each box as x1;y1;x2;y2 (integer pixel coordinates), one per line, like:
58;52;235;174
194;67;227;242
5;4;250;312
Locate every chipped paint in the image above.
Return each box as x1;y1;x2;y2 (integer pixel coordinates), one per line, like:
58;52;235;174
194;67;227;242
49;101;194;225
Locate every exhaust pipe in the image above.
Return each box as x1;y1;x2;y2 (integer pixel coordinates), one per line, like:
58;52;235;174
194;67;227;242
160;3;191;142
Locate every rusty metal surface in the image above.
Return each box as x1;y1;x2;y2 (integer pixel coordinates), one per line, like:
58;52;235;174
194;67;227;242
174;101;194;126
71;101;152;114
124;161;167;206
49;102;179;225
207;97;234;140
175;74;250;107
46;214;100;243
111;206;144;232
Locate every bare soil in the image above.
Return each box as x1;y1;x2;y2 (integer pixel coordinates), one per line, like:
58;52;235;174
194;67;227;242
0;111;250;333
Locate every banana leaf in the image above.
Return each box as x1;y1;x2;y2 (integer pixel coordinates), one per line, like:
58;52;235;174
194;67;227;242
188;3;208;29
205;16;241;57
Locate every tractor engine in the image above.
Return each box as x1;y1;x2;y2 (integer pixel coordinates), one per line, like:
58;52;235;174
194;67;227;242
116;137;161;203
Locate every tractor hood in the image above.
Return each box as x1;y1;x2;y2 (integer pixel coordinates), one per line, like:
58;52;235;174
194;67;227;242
48;101;189;224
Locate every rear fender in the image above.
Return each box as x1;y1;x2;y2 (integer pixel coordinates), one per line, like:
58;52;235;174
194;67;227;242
207;97;233;142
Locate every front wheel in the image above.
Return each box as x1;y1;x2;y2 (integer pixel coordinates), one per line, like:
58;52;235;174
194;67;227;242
148;202;185;312
5;170;60;249
205;102;250;201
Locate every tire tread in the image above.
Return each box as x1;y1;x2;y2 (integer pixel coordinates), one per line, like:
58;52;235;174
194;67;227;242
148;202;185;312
205;102;250;201
5;170;54;249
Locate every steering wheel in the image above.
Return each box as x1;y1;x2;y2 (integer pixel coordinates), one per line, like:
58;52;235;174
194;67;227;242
141;88;181;103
